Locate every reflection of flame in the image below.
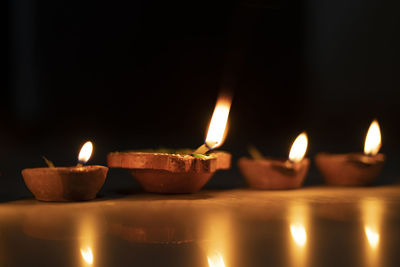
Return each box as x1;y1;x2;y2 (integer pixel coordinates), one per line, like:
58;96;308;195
205;96;232;150
290;223;307;247
78;141;93;164
362;198;382;267
80;247;93;265
364;120;381;156
364;226;379;249
288;132;308;163
208;252;226;267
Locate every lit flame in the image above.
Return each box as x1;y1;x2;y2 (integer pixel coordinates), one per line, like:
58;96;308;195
78;141;93;164
364;120;381;156
207;252;226;267
205;96;232;150
288;132;308;163
290;223;307;247
365;226;380;249
80;246;93;265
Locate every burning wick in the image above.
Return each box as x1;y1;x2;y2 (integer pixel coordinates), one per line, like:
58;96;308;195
364;120;381;157
286;132;308;167
193;96;232;155
77;141;93;167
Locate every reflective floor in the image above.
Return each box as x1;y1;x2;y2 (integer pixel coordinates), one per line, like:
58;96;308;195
1;186;400;267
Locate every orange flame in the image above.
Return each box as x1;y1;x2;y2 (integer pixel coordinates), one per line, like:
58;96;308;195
78;141;93;164
364;120;381;156
204;96;232;150
288;132;308;163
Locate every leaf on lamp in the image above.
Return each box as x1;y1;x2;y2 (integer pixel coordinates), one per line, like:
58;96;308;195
191;153;210;159
248;144;264;160
42;156;55;168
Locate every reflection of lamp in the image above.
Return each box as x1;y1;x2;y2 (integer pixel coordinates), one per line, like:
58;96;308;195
208;251;226;267
290;223;307;247
106;204;199;244
80;246;93;265
199;211;233;267
288;204;308;267
22;205;107;241
364;226;379;249
362;198;382;267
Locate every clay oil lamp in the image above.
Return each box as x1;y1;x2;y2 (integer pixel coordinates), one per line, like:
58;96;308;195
22;141;108;201
107;95;232;194
238;132;310;189
315;120;384;186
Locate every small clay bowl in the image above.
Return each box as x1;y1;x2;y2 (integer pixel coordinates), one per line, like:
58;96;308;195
238;157;310;190
21;165;108;201
107;150;231;193
315;153;385;186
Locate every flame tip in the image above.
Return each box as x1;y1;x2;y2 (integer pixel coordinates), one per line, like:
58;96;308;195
78;141;94;164
364;120;381;156
288;132;308;163
204;96;232;150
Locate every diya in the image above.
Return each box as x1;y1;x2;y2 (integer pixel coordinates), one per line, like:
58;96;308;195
315;120;384;186
21;141;108;201
107;95;232;193
238;132;310;189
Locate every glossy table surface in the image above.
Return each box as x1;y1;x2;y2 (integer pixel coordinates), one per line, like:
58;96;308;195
1;186;400;267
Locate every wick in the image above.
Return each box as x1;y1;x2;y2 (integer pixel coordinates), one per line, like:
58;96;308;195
76;162;84;167
42;156;55;168
284;159;295;169
193;142;215;154
248;145;264;160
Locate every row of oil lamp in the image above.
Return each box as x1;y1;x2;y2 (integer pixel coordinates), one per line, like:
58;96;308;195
21;95;384;201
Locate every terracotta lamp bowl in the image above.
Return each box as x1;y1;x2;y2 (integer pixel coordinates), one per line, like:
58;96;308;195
238;157;310;190
315;153;385;186
107;150;231;194
21;165;108;201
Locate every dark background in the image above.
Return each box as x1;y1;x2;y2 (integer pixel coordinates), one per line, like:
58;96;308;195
3;0;400;200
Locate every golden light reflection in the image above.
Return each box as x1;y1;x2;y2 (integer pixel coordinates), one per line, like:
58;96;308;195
78;141;93;164
290;223;307;247
288;132;308;163
80;247;93;265
364;226;380;249
362;198;382;267
288;203;309;267
364;120;381;156
200;211;232;267
207;252;226;267
79;213;96;267
205;95;232;150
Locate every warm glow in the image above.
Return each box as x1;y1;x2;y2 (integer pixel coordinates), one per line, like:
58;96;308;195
205;96;232;149
288;132;308;163
364;120;381;156
80;247;93;265
365;226;380;249
290;223;307;247
78;141;93;164
208;252;226;267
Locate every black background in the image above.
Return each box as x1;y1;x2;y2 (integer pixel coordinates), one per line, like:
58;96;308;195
3;0;400;200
